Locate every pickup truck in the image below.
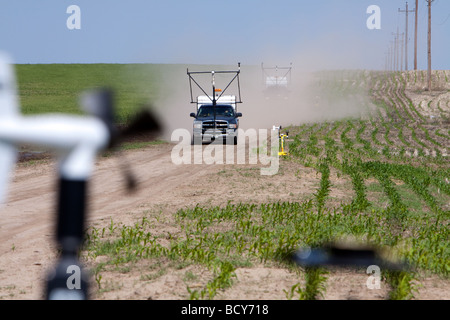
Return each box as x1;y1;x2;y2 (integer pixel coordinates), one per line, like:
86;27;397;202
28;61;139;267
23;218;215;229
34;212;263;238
190;95;242;145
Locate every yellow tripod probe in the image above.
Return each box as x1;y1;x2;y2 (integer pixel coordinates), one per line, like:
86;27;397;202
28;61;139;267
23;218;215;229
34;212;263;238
278;131;289;156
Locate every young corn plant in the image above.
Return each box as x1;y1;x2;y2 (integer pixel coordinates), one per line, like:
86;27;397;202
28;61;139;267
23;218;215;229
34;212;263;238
297;267;329;300
384;270;418;300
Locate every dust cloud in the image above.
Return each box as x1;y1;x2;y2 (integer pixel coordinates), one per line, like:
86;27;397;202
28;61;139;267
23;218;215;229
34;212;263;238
147;65;371;141
141;44;374;141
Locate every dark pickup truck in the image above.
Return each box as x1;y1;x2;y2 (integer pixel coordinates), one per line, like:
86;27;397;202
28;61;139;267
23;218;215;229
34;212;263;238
190;103;242;145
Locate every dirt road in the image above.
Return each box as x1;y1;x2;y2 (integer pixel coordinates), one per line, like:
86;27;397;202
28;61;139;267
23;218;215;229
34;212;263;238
0;138;293;299
0;142;233;299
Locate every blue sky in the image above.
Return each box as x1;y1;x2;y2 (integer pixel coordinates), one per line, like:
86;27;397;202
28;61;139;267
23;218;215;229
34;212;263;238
1;0;449;70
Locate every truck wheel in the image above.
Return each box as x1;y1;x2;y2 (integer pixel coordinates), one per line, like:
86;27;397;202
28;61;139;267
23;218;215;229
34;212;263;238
234;136;238;145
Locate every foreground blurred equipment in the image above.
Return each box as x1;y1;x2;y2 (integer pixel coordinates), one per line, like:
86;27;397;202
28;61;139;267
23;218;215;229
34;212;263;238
292;238;409;271
0;52;19;205
291;239;413;299
272;125;289;156
0;51;161;299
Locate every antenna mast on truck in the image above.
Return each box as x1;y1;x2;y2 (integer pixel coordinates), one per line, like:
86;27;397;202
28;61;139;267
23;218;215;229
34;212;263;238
261;62;292;90
187;63;242;106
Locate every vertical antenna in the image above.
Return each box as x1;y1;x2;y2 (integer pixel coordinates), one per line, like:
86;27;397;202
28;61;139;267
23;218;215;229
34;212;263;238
212;71;216;134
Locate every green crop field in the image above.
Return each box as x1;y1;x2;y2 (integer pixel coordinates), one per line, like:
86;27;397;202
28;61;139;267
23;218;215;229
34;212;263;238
16;63;165;123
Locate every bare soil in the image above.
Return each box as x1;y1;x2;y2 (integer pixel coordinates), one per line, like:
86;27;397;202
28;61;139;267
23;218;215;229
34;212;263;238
0;140;448;300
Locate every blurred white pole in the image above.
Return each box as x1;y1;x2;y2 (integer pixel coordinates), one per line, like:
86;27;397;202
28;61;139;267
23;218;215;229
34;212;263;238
0;52;109;203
